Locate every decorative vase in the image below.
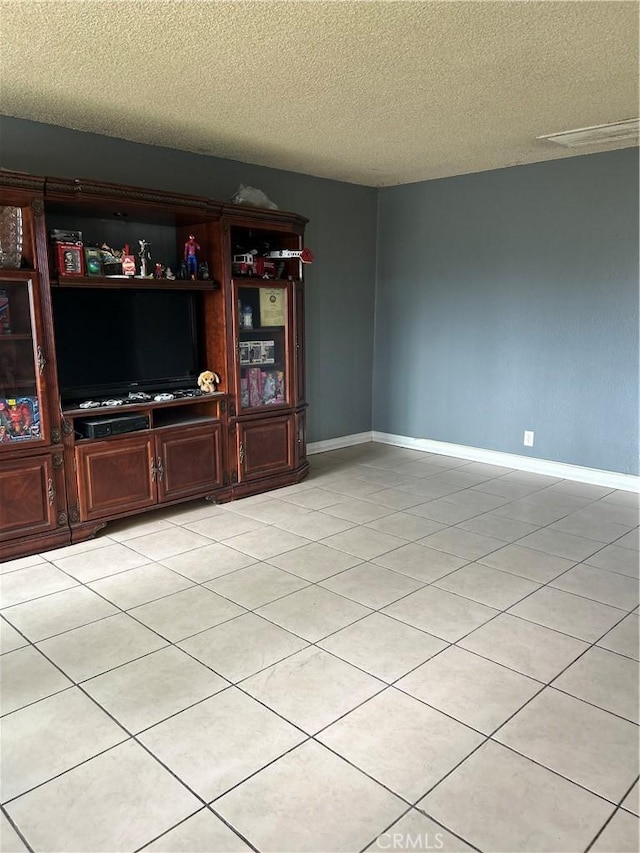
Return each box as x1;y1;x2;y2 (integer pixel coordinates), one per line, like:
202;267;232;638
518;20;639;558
0;206;23;269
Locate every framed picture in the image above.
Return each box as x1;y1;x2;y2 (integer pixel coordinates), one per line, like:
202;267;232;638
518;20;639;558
56;242;84;277
259;288;286;326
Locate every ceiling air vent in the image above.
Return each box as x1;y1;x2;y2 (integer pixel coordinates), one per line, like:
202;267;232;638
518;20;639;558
537;119;639;148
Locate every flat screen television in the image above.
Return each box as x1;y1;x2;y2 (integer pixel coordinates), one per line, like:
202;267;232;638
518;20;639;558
52;288;201;404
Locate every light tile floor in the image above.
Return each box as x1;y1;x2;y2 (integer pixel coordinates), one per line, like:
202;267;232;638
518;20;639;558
1;442;639;853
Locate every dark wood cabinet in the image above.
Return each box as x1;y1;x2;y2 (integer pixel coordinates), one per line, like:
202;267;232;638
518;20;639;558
0;177;70;559
0;454;59;540
75;434;157;521
0;171;309;559
74;422;223;523
238;415;294;482
156;423;222;502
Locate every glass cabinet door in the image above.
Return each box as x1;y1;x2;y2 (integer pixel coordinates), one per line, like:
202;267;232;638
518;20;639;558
0;277;44;444
236;283;289;411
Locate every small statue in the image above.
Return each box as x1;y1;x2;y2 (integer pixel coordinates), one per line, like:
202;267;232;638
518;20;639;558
177;260;188;280
138;239;151;278
184;234;200;281
165;267;175;280
154;263;164;278
198;261;210;280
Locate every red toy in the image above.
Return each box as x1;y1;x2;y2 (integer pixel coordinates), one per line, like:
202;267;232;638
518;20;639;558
184;235;200;280
232;252;277;278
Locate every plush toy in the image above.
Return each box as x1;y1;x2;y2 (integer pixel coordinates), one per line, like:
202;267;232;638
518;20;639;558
197;370;221;394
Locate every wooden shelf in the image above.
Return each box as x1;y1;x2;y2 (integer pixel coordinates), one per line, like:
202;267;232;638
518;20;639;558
153;412;219;429
52;275;219;291
1;380;37;390
0;268;37;280
233;278;299;286
240;362;285;369
0;334;32;341
240;401;289;413
63;392;226;418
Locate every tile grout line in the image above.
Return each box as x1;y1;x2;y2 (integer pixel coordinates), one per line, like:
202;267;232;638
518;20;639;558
2;647;264;852
0;803;34;853
583;774;640;852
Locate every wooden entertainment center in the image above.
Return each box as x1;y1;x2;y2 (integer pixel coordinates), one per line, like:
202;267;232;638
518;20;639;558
0;171;309;561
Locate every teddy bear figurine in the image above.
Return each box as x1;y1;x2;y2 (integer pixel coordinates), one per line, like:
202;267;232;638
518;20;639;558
197;370;221;394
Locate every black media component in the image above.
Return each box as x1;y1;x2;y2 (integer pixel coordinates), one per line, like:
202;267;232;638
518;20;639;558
75;414;150;439
51;288;200;404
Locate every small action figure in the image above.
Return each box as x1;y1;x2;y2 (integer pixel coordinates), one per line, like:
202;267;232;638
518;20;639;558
154;263;164;278
0;397;39;440
198;261;210;280
165;267;176;280
138;239;151;278
184;234;200;280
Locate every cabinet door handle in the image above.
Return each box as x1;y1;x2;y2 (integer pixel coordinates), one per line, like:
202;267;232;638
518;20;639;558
37;346;46;376
157;458;165;482
150;459;158;482
47;478;55;505
239;442;245;464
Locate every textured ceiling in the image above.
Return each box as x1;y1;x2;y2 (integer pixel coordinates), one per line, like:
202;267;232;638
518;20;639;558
0;0;638;187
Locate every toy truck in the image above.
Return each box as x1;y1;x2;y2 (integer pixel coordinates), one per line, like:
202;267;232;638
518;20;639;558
232;252;277;278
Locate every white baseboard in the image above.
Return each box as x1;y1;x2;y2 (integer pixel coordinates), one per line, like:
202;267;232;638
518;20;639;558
308;429;639;492
307;432;373;455
372;431;639;493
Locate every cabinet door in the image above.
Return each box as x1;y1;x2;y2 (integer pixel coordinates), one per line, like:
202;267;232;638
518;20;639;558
0;453;58;540
234;281;291;412
156;423;222;503
294;280;305;405
0;275;50;448
76;434;156;521
238;415;294;482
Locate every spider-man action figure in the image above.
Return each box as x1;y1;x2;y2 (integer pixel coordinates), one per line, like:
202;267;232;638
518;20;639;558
184;234;200;280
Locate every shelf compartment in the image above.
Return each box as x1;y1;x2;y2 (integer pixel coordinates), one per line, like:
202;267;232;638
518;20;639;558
0;279;40;415
153;410;219;430
63;392;226;419
46;197;220;290
230;225;302;282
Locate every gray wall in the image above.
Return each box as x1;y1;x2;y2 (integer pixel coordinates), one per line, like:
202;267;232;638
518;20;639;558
375;149;639;475
0;116;378;444
2;119;637;474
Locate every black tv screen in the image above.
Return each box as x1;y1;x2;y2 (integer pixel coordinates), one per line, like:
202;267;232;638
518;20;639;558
52;288;200;403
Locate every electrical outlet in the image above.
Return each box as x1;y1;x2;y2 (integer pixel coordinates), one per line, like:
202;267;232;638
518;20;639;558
523;430;535;447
